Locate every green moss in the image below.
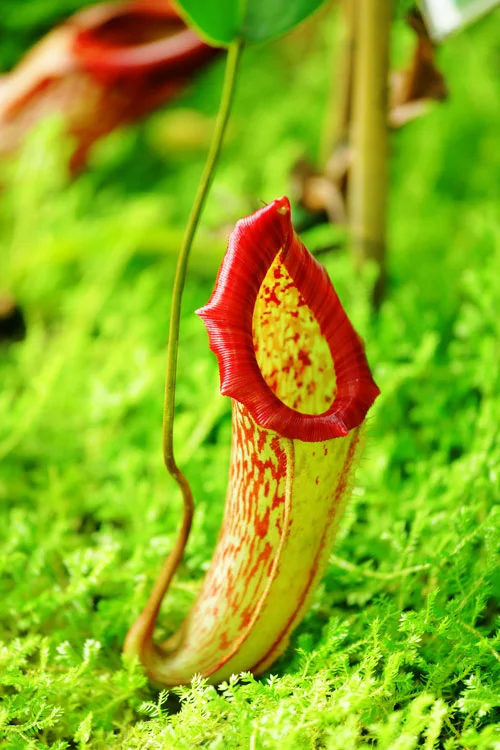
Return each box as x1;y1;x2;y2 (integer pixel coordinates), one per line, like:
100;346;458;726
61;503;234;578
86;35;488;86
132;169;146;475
1;9;499;749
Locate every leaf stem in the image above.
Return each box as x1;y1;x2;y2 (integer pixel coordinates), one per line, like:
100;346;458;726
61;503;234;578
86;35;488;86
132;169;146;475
164;36;243;501
348;0;392;305
123;39;244;664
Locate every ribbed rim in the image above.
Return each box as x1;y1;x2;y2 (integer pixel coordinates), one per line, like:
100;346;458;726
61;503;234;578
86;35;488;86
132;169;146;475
73;3;214;75
197;197;380;442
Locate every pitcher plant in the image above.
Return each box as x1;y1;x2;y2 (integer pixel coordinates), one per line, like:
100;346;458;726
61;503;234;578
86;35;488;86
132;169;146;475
124;196;379;685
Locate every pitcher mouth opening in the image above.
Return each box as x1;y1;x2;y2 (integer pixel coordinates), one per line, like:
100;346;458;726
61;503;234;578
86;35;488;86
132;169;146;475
197;197;380;443
73;2;216;76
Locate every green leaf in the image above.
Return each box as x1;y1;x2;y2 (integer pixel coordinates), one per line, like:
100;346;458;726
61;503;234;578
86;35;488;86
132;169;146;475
174;0;326;46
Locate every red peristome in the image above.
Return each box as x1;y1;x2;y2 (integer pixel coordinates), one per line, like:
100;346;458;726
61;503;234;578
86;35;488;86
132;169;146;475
197;197;380;443
73;1;218;79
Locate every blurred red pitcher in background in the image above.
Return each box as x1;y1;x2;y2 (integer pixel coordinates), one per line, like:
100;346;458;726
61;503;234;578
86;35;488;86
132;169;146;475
0;0;218;171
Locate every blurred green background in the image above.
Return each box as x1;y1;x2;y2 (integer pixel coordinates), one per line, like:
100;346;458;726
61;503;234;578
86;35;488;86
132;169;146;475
0;2;499;748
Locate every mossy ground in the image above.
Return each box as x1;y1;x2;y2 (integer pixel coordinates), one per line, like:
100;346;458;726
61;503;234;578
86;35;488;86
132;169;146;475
0;7;499;749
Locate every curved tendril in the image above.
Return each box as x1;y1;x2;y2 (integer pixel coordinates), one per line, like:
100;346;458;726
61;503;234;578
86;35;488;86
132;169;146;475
123;39;244;662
